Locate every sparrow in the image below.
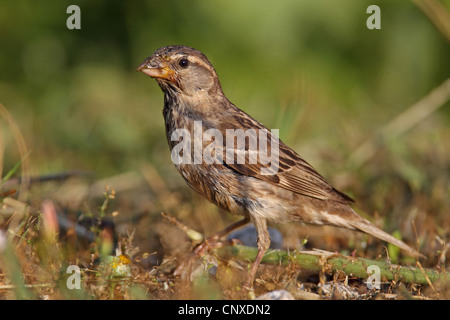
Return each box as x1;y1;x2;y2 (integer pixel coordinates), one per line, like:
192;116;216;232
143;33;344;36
137;45;422;288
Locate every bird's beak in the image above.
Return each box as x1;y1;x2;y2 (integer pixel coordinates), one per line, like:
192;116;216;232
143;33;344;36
136;56;175;81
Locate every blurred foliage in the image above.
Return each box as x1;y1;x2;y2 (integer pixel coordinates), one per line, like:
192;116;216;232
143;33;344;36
0;0;448;178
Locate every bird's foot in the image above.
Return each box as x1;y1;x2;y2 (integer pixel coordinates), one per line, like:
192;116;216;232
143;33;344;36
173;236;241;277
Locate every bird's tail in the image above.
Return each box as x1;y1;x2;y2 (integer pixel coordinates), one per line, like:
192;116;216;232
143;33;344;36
347;215;424;258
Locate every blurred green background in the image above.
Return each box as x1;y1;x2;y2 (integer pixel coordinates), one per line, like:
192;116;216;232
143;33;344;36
0;1;449;220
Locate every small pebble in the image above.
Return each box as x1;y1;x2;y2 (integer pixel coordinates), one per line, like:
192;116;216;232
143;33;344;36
255;290;295;300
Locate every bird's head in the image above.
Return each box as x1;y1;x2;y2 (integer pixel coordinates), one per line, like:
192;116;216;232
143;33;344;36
137;45;222;96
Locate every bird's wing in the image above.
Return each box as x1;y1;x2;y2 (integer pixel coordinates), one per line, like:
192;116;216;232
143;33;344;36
216;108;354;204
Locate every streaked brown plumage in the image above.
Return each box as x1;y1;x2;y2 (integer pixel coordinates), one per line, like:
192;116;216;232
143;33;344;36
137;45;422;288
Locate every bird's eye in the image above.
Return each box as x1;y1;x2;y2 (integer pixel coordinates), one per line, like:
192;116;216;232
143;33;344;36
179;58;189;68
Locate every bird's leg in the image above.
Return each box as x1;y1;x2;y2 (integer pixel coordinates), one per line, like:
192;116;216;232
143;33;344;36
211;217;251;239
193;217;250;255
173;217;250;276
243;216;271;290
